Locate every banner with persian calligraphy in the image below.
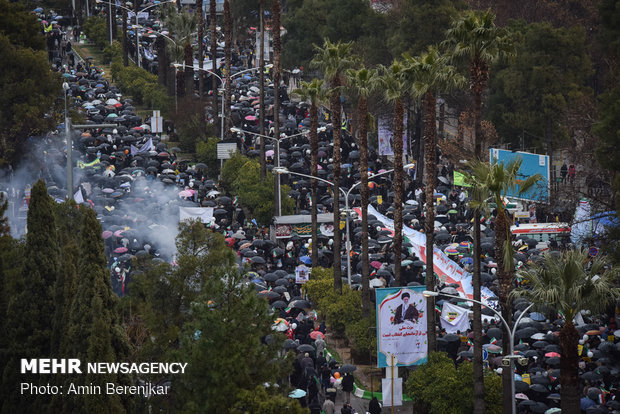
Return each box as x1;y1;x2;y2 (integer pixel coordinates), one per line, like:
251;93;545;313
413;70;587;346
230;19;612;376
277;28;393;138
376;287;428;367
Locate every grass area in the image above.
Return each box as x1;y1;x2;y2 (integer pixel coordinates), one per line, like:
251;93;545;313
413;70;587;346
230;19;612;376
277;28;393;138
73;41;112;81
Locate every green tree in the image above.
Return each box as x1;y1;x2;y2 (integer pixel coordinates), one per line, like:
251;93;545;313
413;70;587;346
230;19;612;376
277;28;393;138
379;61;408;286
443;10;514;159
346;67;379;317
487;21;592;151
292;79;328;268
311;39;356;293
196;138;220;178
282;0;381;68
171;263;291;412
385;0;465;59
465;158;541;412
0;31;60;165
513;250;620;414
233;386;307;413
405;44;465;368
83;15;108;49
2;180;60;412
61;208;131;413
406;352;502;414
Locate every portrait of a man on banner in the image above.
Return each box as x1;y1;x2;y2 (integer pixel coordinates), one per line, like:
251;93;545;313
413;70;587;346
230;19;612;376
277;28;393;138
376;287;428;367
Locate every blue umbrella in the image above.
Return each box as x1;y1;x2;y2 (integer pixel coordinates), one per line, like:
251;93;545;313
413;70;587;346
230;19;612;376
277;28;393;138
530;312;546;321
299;256;311;265
34;7;43;12
460;257;473;265
289;389;307;398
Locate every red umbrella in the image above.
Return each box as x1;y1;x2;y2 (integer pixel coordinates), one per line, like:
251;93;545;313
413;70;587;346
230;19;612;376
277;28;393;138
225;237;235;247
545;352;561;358
114;230;124;237
114;247;128;253
102;230;113;239
245;115;257;121
370;261;382;269
310;331;324;340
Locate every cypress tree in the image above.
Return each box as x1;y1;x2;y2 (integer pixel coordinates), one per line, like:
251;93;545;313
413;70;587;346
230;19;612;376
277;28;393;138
61;208;130;413
1;180;61;412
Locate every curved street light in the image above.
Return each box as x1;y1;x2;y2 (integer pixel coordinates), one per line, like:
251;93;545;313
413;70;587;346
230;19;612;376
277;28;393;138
273;164;414;285
423;290;532;414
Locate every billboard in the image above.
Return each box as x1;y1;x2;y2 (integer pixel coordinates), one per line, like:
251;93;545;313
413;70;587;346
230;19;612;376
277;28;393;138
376;287;428;368
489;148;550;202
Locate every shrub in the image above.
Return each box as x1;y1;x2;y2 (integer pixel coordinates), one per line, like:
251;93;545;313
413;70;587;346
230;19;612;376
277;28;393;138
110;57;171;111
345;313;377;362
82;16;108;49
406;352;502;414
196;138;220;179
305;267;361;337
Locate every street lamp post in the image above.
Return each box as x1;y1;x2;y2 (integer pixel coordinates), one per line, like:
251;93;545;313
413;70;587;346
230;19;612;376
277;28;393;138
273;165;413;285
230;127;316;216
96;0;174;67
423;290;532;414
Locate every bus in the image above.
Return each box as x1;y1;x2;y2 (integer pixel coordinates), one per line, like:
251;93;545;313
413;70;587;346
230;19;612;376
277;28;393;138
510;222;571;250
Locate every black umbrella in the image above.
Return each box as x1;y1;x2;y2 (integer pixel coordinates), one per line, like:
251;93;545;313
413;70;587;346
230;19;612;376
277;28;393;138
275;278;289;287
339;364;356;373
271;300;287;309
297;344;315;353
290;299;311;309
251;256;266;264
514;380;529;392
264;272;278;282
283;339;298;349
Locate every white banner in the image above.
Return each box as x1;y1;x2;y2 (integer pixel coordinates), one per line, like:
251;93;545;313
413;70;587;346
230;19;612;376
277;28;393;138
382;378;403;407
358;205;496;307
376;287;427;367
440;302;471;333
295;265;309;284
179;207;214;224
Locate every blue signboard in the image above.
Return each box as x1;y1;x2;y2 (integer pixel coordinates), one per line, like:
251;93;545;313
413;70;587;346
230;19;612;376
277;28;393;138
489;148;550;203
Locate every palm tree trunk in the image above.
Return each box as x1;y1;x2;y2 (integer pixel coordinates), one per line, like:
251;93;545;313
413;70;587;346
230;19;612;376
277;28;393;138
471;57;489;160
209;0;218;125
393;98;404;286
559;322;580;414
155;35;167;87
473;215;484;414
184;43;194;99
272;1;281;216
359;96;370;317
272;0;281;160
310;104;319;268
423;91;436;352
122;2;128;67
197;3;204;110
331;89;343;293
495;207;513;414
223;0;232;139
258;3;266;179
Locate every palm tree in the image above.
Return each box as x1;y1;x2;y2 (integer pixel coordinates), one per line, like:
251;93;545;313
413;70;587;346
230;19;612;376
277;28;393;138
258;1;266;179
164;7;198;99
346;67;379;317
292;79;327;269
223;0;232;139
209;0;218;123
272;0;281;170
443;10;513;159
311;39;356;293
405;45;465;367
513;250;620;414
197;0;205;107
466;158;542;413
379;61;407;288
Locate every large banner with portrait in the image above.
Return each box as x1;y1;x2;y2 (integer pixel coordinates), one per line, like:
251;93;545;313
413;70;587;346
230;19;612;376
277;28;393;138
376;287;428;368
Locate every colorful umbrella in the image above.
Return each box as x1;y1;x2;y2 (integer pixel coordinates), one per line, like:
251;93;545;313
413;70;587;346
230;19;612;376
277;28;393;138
114;247;128;253
102;230;113;239
370;261;382;269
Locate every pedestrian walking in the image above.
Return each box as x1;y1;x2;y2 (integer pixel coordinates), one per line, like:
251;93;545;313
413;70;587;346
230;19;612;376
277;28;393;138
342;373;354;404
568;163;576;183
322;397;335;414
560;163;567;183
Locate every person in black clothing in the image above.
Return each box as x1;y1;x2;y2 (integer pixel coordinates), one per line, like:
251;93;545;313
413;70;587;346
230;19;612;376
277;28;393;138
369;396;382;414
